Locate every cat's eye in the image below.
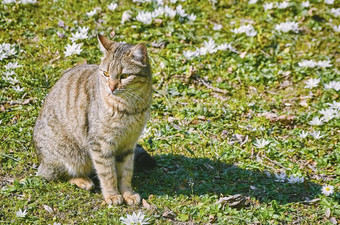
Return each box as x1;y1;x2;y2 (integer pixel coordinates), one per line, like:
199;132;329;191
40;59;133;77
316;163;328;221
120;74;129;79
103;71;109;77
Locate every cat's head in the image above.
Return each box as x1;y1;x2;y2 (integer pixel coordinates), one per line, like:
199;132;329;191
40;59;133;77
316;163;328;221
97;35;152;96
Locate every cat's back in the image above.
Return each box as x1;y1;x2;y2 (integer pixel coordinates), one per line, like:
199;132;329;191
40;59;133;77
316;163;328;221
51;64;98;96
35;64;98;137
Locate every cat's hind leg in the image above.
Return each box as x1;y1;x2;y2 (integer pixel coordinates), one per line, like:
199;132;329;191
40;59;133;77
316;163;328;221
37;161;63;181
69;177;94;191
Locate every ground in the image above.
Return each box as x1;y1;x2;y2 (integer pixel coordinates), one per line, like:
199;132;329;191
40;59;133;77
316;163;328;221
0;0;339;224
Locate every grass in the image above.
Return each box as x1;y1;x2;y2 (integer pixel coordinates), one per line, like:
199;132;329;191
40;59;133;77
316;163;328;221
0;0;339;224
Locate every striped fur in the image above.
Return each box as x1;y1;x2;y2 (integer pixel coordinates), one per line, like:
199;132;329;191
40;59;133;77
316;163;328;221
33;35;152;205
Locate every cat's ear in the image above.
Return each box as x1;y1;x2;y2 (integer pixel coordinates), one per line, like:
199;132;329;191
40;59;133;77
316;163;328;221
129;43;148;66
98;34;115;54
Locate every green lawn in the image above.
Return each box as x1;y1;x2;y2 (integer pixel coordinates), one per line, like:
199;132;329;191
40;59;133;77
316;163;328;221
0;0;339;224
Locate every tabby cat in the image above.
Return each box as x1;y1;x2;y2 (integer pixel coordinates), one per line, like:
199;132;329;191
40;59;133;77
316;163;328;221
33;35;152;205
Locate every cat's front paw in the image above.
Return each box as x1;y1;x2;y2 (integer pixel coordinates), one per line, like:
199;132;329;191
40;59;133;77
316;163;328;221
105;195;123;205
123;192;141;205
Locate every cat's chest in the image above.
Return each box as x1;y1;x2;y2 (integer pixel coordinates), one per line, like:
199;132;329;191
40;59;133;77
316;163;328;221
98;111;149;147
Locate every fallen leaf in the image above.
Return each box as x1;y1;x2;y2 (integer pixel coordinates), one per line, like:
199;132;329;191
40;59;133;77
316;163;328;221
22;99;31;105
142;199;156;210
325;208;331;218
215;194;247;209
43;204;53;213
162;210;176;219
110;30;115;38
240;51;247;58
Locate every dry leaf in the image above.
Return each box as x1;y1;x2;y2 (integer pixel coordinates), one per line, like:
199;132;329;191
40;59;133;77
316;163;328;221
22;99;31;105
43;204;53;213
240;51;247;58
325;208;331;218
162;210;176;219
215;194;247;209
142;199;156;210
110;30;115;38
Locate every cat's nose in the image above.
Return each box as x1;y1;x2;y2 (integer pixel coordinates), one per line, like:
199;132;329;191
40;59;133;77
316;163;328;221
108;79;118;92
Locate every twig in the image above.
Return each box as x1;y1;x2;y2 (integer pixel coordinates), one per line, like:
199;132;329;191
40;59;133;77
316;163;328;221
261;153;290;170
196;77;229;95
301;198;321;205
156;72;165;90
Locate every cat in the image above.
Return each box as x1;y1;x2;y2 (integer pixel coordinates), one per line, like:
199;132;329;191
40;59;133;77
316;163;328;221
33;35;152;205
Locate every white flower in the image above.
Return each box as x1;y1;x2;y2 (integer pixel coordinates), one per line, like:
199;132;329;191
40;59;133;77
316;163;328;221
159;62;165;69
298;130;309;138
152;7;164;18
275;21;299;33
183;50;199;60
2;71;15;82
8;76;19;85
304;78;320;89
325;0;334;4
298;59;317;68
310;130;324;139
0;43;16;61
3;70;16;77
231;24;257;36
330;8;340;17
263;2;274;11
164;6;176;18
213;24;222;31
321;185;334;196
64;42;83;57
216;43;237;53
231;24;252;33
248;0;257;4
316;60;332;68
16;209;28;218
319;108;337;122
253;139;270;148
121;11;132;24
86;9;97;17
246;28;257;37
136;11;153;25
301;1;310;7
332;25;340;32
19;0;37;3
187;13;197;21
287;175;304;184
202;38;217;54
327;101;340;109
274;172;287;182
155;0;164;5
132;0;151;2
324;81;340;91
2;0;16;3
70;29;88;42
4;62;22;70
176;5;187;17
277;1;289;9
120;211;150;225
12;85;24;92
308;116;324;126
108;3;118;11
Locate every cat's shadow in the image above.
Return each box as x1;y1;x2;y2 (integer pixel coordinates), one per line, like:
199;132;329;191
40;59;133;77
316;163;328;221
133;154;321;205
